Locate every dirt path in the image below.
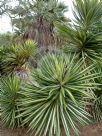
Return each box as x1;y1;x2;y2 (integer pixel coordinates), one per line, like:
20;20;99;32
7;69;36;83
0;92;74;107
0;123;102;136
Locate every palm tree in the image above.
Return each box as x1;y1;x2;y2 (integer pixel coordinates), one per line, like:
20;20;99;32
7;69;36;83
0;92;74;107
0;0;8;15
2;0;68;52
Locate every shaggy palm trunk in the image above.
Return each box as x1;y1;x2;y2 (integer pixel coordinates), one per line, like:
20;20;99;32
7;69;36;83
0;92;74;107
23;17;56;53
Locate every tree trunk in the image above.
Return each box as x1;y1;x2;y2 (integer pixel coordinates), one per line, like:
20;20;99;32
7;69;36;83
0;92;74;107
23;17;56;54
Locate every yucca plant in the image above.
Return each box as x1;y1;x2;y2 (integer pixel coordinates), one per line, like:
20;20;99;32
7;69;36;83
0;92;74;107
56;0;102;64
73;0;102;30
18;53;100;136
92;62;102;122
0;76;23;128
93;95;102;122
0;40;37;76
56;0;102;122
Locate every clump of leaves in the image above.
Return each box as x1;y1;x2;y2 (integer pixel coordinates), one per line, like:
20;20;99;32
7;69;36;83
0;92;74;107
0;40;37;76
92;62;102;122
56;0;102;64
0;76;23;128
18;53;99;136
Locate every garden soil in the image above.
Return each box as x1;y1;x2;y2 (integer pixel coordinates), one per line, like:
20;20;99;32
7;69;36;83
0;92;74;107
0;122;102;136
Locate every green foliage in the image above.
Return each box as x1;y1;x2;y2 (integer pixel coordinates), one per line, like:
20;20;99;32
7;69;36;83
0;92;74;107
0;40;37;75
73;0;102;30
2;0;68;35
0;76;22;128
0;0;8;15
0;0;102;133
56;0;102;123
0;33;14;46
93;95;102;122
18;53;99;136
92;62;102;122
56;0;102;63
0;0;69;49
56;23;102;62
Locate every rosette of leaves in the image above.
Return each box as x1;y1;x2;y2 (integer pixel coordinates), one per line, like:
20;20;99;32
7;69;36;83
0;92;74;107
0;76;23;128
55;0;102;65
0;40;37;76
18;53;99;136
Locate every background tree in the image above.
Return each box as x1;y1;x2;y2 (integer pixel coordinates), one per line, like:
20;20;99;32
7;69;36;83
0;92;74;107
0;0;8;15
1;0;68;52
0;33;17;46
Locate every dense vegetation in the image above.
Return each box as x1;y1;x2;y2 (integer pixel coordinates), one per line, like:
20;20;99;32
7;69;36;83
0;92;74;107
0;0;102;136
